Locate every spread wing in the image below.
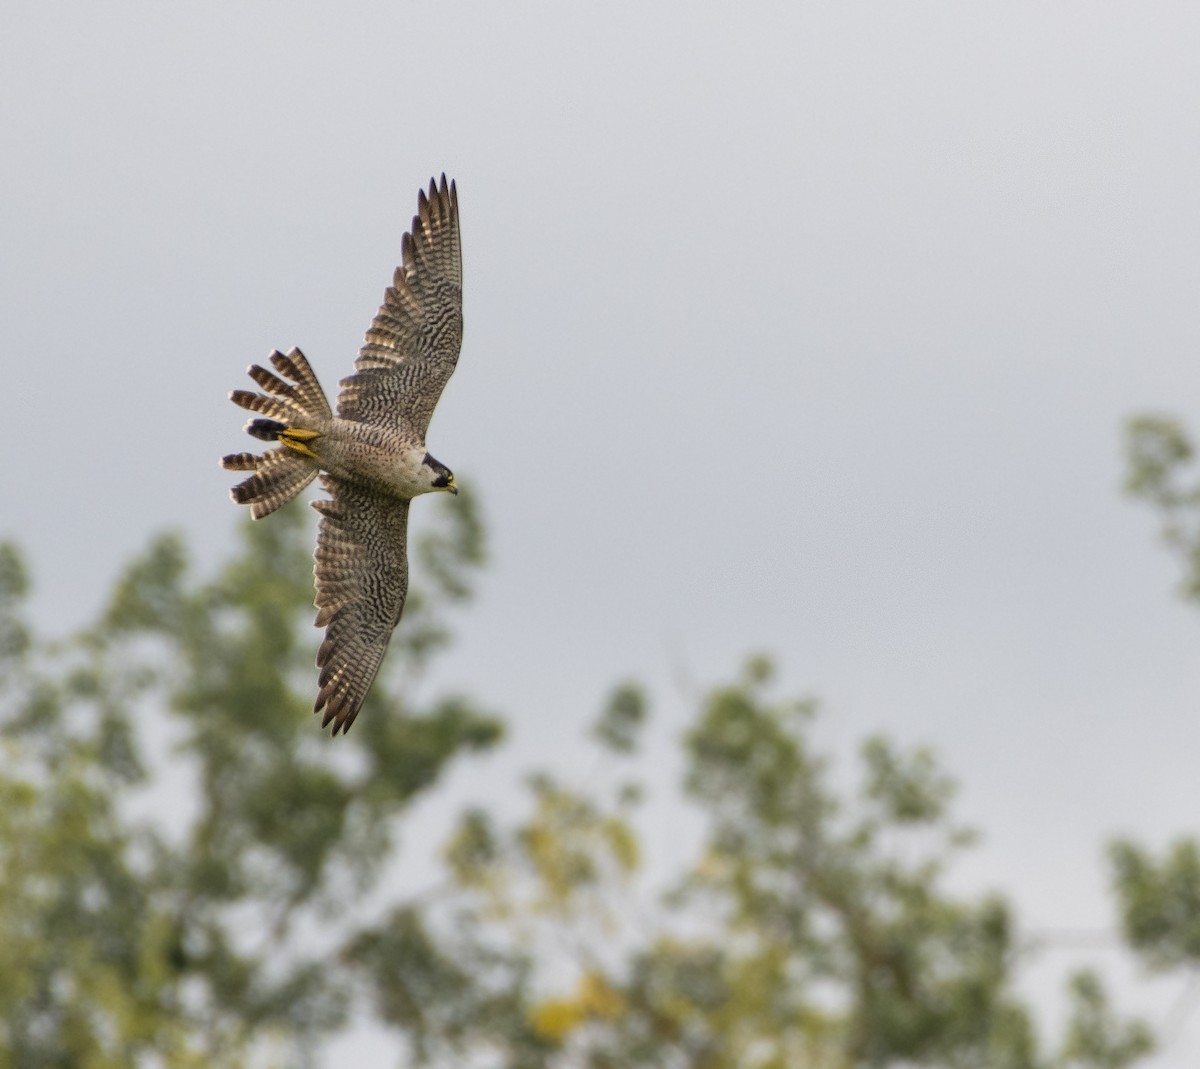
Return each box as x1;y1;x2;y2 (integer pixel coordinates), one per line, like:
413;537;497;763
336;175;462;439
311;476;410;734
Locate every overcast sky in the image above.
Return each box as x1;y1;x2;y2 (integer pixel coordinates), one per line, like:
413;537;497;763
4;1;1200;1061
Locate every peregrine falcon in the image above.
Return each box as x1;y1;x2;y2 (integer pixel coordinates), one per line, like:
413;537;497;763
221;176;463;735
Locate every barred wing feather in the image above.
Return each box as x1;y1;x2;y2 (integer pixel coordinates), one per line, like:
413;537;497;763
311;476;411;734
336;174;462;438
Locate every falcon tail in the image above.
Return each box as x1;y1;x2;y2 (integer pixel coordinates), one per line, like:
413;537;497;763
221;348;332;519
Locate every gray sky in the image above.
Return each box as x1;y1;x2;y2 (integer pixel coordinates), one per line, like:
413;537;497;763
4;0;1200;1059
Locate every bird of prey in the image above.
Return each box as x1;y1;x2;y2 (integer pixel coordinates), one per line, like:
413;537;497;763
221;175;463;735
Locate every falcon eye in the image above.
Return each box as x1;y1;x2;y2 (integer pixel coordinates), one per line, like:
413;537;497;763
432;472;452;488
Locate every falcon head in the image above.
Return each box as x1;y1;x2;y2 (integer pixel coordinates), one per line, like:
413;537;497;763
421;453;458;495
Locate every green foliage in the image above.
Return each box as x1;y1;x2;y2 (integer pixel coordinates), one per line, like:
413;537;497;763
0;542;31;666
437;659;1151;1069
1056;971;1155;1069
1109;837;1200;969
668;665;1039;1068
1125;413;1200;599
0;484;1158;1067
0;493;499;1067
1118;411;1200;1029
592;681;647;755
343;905;552;1067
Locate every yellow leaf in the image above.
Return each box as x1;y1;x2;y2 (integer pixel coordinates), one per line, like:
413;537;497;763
529;997;585;1041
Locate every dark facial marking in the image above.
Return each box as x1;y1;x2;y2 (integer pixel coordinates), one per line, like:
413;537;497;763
423;453;453;487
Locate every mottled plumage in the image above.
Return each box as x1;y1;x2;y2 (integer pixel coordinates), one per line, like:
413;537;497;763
221;176;463;734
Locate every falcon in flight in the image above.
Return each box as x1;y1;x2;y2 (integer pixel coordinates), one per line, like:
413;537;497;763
221;175;463;734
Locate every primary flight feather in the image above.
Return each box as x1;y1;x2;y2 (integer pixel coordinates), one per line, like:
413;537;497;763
221;175;463;734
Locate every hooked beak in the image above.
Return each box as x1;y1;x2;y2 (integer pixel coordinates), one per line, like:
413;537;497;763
447;481;458;496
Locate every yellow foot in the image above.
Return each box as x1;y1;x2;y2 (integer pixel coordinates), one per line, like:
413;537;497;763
280;428;322;458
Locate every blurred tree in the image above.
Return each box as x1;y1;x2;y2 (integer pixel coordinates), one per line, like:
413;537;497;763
442;659;1152;1069
0;491;1153;1067
1111;414;1200;1017
0;493;503;1067
1125;414;1200;599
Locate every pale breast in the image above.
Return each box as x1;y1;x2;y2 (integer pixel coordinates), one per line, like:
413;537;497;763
319;419;428;498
